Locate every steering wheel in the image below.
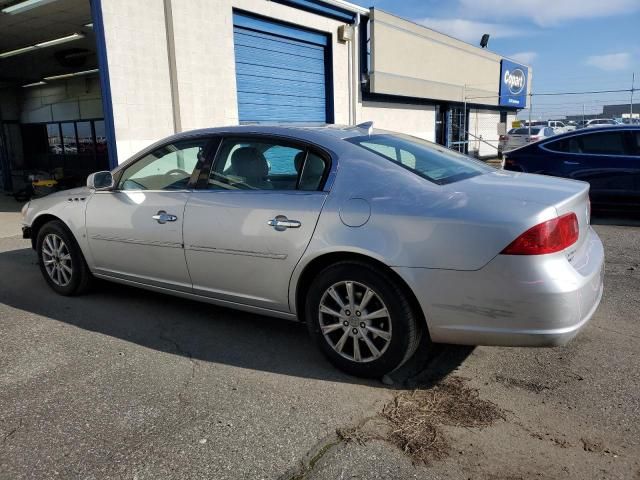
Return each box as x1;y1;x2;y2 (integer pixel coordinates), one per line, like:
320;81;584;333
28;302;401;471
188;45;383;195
166;169;189;176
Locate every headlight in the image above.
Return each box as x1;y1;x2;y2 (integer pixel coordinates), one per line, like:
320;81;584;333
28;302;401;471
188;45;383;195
21;201;30;218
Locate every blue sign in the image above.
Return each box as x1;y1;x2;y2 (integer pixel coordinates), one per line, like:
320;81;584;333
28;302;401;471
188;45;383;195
499;59;528;108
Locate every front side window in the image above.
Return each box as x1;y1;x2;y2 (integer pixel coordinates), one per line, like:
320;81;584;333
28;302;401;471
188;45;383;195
118;139;209;191
207;138;328;191
346;132;492;185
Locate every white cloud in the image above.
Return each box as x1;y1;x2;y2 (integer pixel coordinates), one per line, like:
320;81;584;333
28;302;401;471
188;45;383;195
585;52;632;71
508;51;538;65
414;17;524;45
458;0;639;27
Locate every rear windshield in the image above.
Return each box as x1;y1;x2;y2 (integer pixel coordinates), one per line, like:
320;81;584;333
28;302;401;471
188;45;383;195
345;133;492;185
513;128;542;135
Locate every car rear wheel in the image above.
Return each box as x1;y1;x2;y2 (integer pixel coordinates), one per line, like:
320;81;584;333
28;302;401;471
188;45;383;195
306;261;422;378
36;220;92;296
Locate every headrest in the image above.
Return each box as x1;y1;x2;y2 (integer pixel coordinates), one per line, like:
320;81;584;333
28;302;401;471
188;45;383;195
230;147;268;178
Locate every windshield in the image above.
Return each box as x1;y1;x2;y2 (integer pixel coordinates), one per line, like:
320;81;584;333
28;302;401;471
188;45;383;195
345;133;492;185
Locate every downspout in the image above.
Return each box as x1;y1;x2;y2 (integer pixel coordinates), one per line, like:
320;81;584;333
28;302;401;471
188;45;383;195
351;13;360;125
163;0;181;134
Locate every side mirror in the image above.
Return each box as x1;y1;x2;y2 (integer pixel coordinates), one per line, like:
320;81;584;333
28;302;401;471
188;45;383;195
87;171;114;191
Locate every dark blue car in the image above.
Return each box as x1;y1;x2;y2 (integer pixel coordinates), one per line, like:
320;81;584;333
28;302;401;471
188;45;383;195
503;126;640;211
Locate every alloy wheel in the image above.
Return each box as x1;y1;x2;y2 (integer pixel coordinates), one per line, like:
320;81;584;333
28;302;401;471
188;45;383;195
318;281;392;363
41;233;73;287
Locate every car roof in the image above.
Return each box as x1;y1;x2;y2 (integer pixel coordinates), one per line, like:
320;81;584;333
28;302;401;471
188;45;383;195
539;124;639;140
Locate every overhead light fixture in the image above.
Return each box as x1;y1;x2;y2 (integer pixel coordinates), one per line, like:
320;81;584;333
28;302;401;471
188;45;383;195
0;45;37;58
0;32;84;59
22;81;47;88
44;68;99;81
35;32;84;48
1;0;59;15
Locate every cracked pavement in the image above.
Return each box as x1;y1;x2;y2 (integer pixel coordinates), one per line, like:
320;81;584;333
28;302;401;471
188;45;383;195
1;196;639;479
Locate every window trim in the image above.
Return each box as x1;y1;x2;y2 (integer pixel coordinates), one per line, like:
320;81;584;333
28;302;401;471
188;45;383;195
540;129;638;158
200;134;334;193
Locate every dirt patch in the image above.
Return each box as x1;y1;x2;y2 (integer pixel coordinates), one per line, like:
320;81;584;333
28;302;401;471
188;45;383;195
494;374;550;393
339;376;504;465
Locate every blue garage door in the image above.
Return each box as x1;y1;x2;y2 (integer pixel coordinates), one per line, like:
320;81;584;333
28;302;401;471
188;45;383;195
233;12;330;123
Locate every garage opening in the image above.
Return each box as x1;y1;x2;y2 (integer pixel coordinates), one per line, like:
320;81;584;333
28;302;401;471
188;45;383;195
233;11;332;124
0;0;109;196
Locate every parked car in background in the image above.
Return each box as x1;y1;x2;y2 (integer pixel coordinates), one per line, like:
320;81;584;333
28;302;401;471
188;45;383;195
585;118;618;128
575;120;589;129
21;124;604;378
547;121;568;134
502;126;640;211
564;121;578;132
502;126;556;153
498;128;517;158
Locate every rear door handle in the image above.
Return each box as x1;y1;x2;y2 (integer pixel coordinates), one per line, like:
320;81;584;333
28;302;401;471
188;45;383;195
564;161;580;165
152;210;178;224
268;215;301;231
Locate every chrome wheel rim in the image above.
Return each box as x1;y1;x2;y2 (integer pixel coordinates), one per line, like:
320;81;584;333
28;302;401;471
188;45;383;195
41;233;72;287
318;281;392;363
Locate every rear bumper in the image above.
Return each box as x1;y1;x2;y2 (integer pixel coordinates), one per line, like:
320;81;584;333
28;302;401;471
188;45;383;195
394;227;605;347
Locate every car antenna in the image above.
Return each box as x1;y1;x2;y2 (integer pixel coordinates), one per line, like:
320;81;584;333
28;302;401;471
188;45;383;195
356;121;374;135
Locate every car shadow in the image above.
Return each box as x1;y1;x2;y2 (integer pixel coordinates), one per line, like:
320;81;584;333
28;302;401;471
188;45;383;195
0;246;472;388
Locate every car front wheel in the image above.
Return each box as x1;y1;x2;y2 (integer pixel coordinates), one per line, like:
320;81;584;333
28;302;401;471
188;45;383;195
36;220;92;296
306;261;422;378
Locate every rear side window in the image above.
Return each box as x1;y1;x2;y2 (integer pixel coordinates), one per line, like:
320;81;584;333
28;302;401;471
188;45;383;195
346;133;492;185
545;131;628;155
580;131;626;155
207;138;328;191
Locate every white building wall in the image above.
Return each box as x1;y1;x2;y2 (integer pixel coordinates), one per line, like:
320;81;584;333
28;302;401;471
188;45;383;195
359;101;435;141
100;0;175;162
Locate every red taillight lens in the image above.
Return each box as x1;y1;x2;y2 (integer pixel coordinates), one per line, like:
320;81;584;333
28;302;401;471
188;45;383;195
501;213;579;255
499;135;508;141
527;136;540;142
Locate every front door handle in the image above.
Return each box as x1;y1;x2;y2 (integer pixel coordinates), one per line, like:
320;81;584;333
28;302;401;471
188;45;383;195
152;210;178;224
268;215;301;231
564;161;580;165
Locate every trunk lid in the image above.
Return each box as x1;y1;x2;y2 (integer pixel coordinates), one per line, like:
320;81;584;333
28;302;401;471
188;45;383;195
458;170;591;253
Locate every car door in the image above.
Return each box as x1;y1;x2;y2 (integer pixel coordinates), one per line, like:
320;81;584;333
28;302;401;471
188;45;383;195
563;130;637;204
85;137;216;290
183;135;331;313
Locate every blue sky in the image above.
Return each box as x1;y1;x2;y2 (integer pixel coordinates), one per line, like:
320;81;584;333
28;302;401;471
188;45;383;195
349;0;640;118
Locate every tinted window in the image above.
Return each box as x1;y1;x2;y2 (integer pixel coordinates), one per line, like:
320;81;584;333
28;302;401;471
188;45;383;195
208;138;327;191
346;133;491;185
546;131;628;155
580;131;626;155
119;139;208;190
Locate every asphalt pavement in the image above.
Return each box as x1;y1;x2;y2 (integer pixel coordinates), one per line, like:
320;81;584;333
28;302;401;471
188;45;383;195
0;195;638;479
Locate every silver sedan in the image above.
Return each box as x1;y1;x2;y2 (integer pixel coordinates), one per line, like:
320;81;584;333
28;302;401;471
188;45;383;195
21;124;604;378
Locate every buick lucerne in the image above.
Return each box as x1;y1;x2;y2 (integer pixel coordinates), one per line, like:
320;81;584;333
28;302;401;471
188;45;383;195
21;124;605;378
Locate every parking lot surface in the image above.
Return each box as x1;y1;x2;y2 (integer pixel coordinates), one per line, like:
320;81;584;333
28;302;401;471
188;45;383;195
1;197;639;479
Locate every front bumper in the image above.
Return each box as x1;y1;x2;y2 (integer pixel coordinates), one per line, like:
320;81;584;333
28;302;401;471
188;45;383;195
22;225;32;239
395;226;605;347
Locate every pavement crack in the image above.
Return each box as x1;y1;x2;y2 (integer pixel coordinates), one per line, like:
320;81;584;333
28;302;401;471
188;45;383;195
2;418;23;444
279;433;342;480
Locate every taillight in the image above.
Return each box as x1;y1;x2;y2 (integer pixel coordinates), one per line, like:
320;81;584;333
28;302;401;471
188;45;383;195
499;135;508;141
501;213;579;255
527;136;540;142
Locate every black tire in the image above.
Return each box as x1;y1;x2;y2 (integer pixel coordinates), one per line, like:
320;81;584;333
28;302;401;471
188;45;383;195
36;220;92;296
306;261;422;378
